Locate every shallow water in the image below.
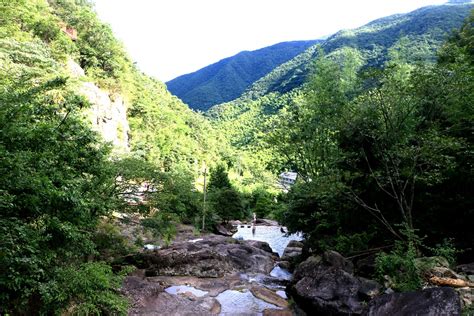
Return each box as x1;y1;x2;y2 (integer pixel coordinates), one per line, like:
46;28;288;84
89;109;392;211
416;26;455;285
270;266;292;281
215;289;280;315
164;285;208;297
232;225;302;257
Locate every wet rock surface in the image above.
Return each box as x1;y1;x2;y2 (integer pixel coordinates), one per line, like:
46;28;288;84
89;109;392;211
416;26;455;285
121;227;297;315
364;287;462;316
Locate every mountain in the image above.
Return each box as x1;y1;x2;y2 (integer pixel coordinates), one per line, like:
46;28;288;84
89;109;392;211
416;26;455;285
166;40;320;111
241;3;474;100
208;3;474;150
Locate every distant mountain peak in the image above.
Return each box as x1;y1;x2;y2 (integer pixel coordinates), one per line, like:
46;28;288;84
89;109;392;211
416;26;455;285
166;40;320;111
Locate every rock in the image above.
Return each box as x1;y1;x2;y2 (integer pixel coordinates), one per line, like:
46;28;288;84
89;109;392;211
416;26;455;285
456;262;474;275
251;285;288;308
122;276;163;306
131;292;213;315
199;297;221;314
289;251;380;315
263;309;293;316
245;240;274;254
364;287;462;316
123;277;216;315
215;222;237;236
277;261;290;270
79;82;130;151
429;266;465;279
125;235;275;278
358;277;382;300
287;240;304;248
281;247;302;261
255;218;279;226
456;287;473;310
66;58;85;78
323;250;354;274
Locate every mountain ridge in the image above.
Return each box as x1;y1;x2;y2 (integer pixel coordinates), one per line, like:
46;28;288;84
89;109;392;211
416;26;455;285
166;40;320;111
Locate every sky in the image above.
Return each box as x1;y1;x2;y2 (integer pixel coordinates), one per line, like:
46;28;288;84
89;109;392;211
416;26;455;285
93;0;449;82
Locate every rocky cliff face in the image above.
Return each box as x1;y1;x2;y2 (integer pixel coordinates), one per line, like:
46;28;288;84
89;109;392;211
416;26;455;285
79;82;130;151
67;59;130;151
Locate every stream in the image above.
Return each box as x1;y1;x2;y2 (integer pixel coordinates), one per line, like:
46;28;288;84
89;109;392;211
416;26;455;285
164;225;303;315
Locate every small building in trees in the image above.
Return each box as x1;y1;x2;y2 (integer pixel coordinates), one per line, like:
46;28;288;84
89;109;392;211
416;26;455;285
279;172;297;191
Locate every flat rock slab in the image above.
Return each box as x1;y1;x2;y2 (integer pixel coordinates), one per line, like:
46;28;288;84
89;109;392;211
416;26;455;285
251;285;289;308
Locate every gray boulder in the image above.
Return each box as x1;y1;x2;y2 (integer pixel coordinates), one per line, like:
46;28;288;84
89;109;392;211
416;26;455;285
289;251;380;315
364;287;462;316
125;235;275;278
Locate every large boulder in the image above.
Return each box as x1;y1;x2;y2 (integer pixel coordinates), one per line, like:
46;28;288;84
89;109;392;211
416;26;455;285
289;251;380;315
245;240;275;254
364;287;462;316
214;222;237;236
281;240;304;261
124;235;275;278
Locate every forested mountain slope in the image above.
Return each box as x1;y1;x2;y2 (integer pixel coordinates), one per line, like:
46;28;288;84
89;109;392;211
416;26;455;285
208;2;474;153
241;3;474;100
166;40;320;111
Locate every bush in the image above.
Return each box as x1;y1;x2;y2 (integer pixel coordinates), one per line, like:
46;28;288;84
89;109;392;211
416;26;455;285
39;262;131;315
375;227;424;291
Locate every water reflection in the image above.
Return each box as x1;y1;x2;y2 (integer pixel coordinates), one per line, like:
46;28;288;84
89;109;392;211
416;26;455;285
215;289;280;315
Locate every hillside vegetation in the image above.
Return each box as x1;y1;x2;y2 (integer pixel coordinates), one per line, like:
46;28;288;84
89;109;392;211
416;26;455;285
1;0;473;314
166;40;319;111
241;3;473;99
0;0;271;313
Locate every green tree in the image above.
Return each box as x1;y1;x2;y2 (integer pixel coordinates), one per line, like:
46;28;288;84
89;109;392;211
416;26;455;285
0;42;127;314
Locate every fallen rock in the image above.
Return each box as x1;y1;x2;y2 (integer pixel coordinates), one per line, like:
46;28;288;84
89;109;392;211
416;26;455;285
251;285;288;308
364;287;462;316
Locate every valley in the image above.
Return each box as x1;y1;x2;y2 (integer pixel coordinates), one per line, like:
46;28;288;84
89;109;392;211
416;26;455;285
0;0;473;314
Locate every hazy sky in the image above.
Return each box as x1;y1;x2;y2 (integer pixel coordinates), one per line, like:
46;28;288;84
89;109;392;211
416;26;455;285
93;0;448;82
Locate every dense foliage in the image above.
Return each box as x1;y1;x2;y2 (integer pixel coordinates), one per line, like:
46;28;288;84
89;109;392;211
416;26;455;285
167;40;319;111
268;11;474;267
1;0;473;313
0;38;129;313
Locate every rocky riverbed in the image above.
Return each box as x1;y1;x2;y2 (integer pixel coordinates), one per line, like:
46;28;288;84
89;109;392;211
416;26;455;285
120;223;473;315
121;227;298;315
